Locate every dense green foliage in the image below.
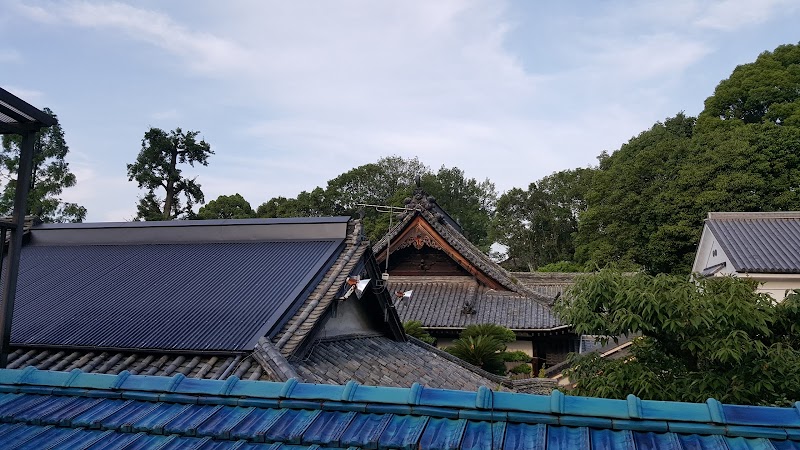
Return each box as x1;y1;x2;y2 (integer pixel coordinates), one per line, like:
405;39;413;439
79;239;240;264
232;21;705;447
555;269;800;405
196;193;255;220
493;168;592;271
445;324;517;375
509;363;532;374
127;127;213;220
0;108;86;222
501;350;530;362
446;335;506;375
254;156;497;248
402;320;436;345
567;42;800;274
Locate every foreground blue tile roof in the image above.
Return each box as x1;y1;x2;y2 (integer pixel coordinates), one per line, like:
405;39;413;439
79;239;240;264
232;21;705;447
0;368;799;449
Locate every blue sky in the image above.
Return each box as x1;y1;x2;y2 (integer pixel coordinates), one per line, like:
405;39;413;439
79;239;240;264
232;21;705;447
2;0;799;221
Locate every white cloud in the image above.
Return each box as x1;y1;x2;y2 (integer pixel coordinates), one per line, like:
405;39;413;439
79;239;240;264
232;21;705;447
695;0;798;30
0;48;20;63
18;1;251;76
581;34;712;81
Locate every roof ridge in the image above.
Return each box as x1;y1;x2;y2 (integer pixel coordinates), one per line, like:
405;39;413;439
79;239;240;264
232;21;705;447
708;211;800;220
1;367;799;439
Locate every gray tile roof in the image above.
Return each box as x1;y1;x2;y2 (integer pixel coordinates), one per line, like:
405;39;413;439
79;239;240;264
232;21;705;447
293;334;503;391
511;272;579;298
706;212;800;273
373;189;553;304
6;347;267;380
389;277;564;330
11;239;343;351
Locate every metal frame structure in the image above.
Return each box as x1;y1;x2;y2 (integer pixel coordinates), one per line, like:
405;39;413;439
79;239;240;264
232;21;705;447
0;87;57;367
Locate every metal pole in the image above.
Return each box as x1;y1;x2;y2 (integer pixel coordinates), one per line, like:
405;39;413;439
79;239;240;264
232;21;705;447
0;131;35;367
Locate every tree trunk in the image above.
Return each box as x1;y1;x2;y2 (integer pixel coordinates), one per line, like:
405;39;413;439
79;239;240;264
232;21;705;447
163;145;178;219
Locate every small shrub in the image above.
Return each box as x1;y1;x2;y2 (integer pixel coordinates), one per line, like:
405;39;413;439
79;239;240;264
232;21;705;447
461;324;516;349
510;364;532;374
403;320;435;345
536;261;586;272
501;351;530;362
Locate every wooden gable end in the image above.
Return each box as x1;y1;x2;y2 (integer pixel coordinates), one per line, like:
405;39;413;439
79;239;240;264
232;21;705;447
375;216;507;290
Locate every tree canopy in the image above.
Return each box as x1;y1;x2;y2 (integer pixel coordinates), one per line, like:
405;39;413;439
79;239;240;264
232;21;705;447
566;42;800;274
127;127;213;220
493;168;592;271
196;193;255;220
0;108;86;222
555;269;800;405
255;156;497;247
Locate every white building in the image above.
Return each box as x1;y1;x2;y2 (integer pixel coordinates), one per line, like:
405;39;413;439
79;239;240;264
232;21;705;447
692;211;800;300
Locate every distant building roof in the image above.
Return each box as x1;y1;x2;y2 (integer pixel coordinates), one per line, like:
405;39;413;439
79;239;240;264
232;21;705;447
373;189;552;302
389;276;565;331
0;367;798;449
705;211;800;273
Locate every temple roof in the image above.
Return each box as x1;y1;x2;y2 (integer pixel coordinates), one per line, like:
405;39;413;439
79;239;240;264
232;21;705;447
373;188;553;304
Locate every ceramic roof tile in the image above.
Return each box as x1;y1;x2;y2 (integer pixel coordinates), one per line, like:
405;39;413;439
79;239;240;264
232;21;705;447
706;212;800;273
0;367;799;449
373;189;554;304
388;278;565;330
6;347;268;381
293;335;502;391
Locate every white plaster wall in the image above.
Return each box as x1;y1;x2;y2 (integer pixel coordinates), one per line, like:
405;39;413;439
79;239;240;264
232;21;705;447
505;340;534;357
692;226;734;275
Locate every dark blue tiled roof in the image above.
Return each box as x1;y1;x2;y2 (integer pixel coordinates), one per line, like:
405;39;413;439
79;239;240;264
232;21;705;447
1;367;799;449
10;240;343;351
707;213;800;273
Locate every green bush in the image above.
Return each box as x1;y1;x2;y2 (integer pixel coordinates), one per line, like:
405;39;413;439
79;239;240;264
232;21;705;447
501;350;530;362
446;335;506;375
461;324;515;349
510;364;532;374
403;320;435;345
536;261;586;272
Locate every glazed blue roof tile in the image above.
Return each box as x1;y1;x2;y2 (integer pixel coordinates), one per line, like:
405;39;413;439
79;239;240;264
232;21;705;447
1;368;800;449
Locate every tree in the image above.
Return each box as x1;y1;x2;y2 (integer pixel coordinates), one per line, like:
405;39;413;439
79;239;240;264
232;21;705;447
574;114;695;274
446;324;516;375
0;108;86;222
196;193;255;220
127;127;213;220
421;166;497;252
555;269;800;405
493;168;592;271
447;335;506;375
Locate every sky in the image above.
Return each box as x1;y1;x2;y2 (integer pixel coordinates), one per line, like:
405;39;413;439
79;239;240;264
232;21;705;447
2;0;799;221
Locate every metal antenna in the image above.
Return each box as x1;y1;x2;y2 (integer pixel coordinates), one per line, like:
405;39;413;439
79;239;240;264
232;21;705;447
356;203;415;275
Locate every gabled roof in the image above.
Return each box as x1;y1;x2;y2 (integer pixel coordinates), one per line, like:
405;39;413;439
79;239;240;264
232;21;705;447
373;188;552;304
1;367;799;449
11;218;352;352
705;212;800;273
